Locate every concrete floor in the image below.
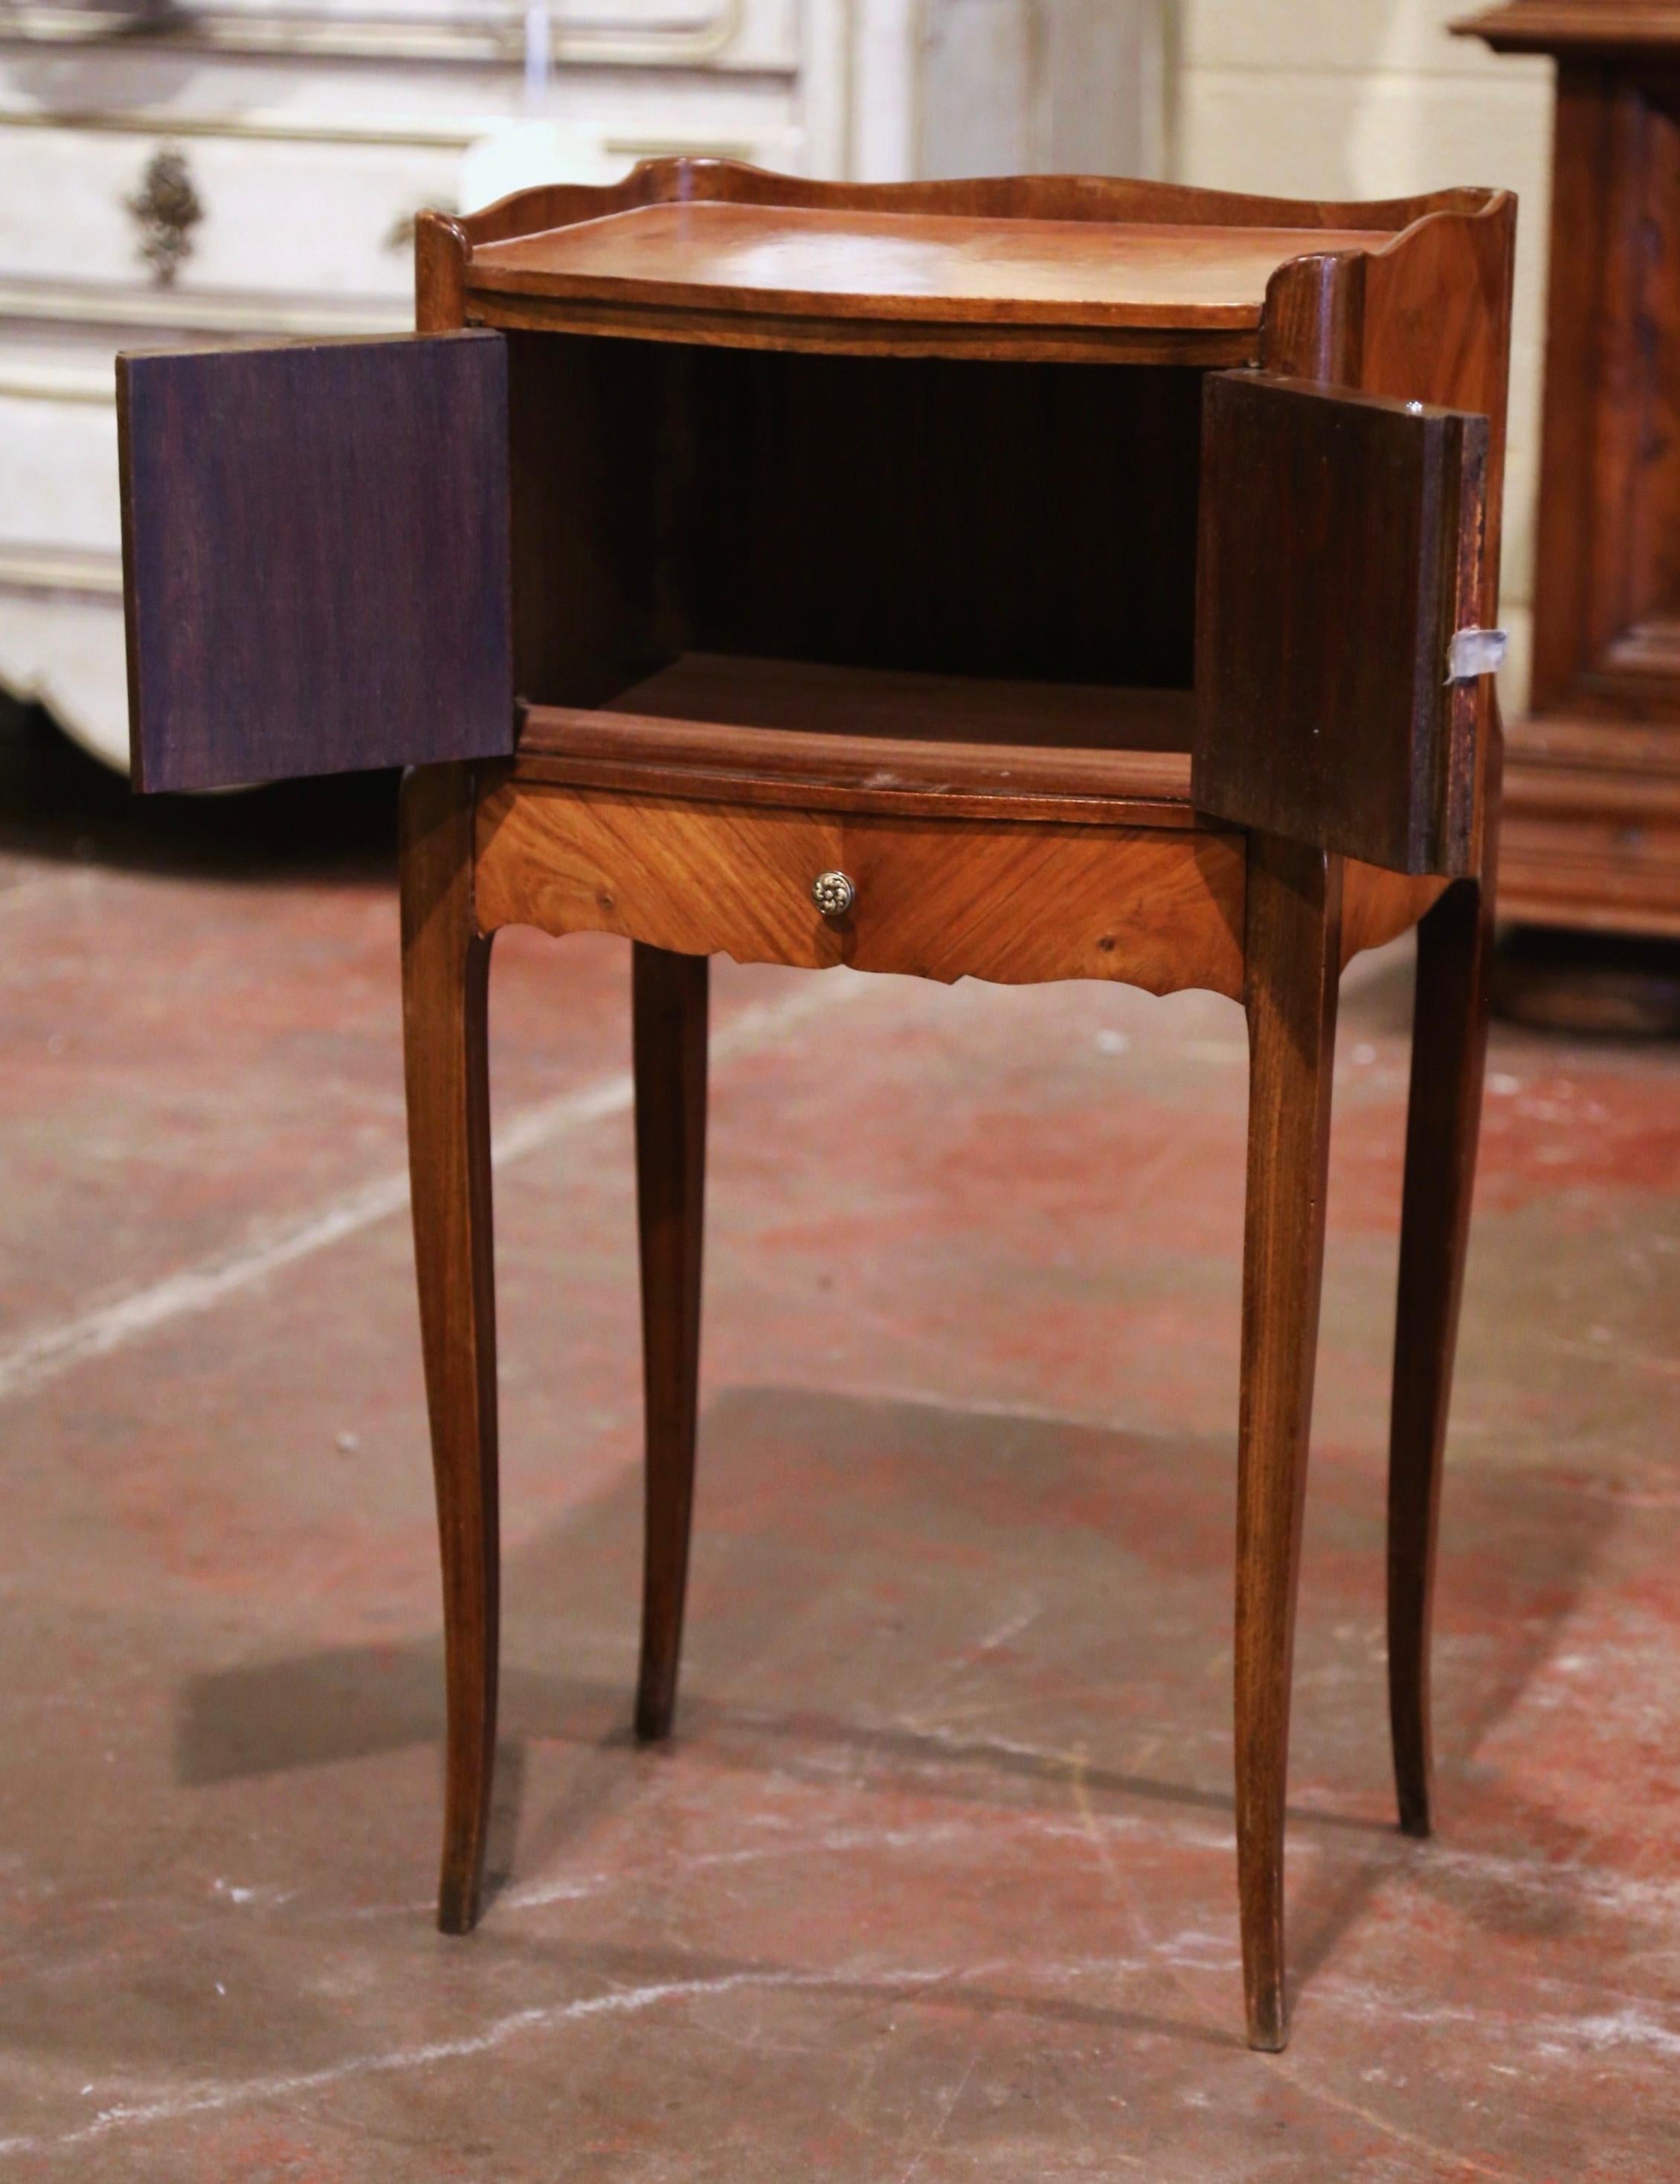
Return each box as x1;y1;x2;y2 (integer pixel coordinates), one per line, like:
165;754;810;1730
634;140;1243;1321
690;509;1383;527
3;706;1680;2180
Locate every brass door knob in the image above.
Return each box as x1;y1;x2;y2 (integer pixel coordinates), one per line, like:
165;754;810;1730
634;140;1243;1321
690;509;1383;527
811;870;855;919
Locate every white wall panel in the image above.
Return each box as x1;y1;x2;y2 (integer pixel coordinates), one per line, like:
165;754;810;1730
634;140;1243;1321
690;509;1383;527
1171;4;1555;712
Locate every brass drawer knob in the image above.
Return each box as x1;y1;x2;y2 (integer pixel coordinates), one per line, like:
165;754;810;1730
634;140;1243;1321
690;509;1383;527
811;870;855;919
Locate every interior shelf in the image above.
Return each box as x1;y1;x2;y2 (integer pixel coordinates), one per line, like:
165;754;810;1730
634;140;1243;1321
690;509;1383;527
514;653;1200;826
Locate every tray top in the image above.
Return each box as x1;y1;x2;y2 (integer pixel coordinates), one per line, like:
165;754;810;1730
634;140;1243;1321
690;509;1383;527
466;200;1390;334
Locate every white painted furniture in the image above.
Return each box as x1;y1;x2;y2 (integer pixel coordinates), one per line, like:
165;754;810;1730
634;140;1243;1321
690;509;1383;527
0;0;1161;769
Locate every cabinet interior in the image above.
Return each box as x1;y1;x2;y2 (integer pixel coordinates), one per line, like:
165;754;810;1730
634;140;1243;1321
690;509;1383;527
507;331;1205;754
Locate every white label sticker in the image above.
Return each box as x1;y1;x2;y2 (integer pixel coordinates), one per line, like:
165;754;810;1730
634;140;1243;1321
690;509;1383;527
1446;627;1508;683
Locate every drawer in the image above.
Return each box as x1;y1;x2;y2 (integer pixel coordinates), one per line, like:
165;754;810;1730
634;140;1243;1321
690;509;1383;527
473;782;1248;998
0;374;119;551
0;125;457;298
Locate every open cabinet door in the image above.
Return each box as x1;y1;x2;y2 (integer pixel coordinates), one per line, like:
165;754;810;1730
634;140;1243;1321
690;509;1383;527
119;331;511;793
1193;372;1491;878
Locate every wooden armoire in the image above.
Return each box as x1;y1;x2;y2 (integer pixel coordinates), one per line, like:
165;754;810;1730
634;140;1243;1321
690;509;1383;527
1462;4;1680;948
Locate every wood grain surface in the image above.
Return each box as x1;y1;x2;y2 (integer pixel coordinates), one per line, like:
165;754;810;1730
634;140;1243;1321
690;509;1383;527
604;652;1195;750
460;155;1500;253
474;784;1249;997
1235;833;1345;2052
1254;194;1513;876
1455;14;1680;934
515;656;1198;826
653;351;1205;690
469;290;1261;366
460;159;1505;364
1194;372;1488;877
1456;3;1680;51
1388;870;1493;1838
1341;867;1449;960
501;338;1206;716
400;762;501;1938
631;944;708;1746
469;202;1385;330
1235;188;1511;2049
120;331;512;793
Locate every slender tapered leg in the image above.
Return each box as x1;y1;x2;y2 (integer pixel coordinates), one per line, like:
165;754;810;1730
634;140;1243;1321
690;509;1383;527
402;763;499;1935
632;942;709;1743
1235;833;1343;2052
1387;873;1492;1837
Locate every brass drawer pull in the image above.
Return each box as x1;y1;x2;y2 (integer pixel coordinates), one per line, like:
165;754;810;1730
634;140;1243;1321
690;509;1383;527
811;870;855;919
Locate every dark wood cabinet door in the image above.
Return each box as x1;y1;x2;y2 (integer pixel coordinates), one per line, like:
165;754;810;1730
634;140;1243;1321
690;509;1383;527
119;331;512;793
1193;371;1490;878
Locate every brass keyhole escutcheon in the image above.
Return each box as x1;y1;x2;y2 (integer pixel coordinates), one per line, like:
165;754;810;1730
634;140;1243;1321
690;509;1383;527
126;146;204;288
811;870;855;919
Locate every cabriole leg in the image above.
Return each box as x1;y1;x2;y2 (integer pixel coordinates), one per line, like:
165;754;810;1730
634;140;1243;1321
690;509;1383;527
1235;834;1343;2052
632;943;709;1743
402;763;500;1934
1388;874;1491;1837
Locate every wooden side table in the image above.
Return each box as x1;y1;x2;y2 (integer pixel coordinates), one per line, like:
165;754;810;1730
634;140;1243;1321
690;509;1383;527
116;161;1514;2050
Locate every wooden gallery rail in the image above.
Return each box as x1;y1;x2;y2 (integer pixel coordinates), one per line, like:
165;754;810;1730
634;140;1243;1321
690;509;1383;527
116;160;1516;2052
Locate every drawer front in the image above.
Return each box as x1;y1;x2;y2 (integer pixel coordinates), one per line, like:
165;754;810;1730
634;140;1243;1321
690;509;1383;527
0;378;118;553
0;125;456;299
474;783;1246;998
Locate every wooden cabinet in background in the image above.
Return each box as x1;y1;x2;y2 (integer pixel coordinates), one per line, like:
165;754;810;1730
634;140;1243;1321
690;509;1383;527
1463;3;1680;937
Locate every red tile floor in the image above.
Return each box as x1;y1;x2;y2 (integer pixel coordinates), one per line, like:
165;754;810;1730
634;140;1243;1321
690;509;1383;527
3;707;1680;2178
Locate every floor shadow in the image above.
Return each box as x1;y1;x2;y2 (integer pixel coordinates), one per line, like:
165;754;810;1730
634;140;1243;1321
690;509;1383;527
178;1383;1612;2014
1284;1449;1619;1998
0;693;398;884
482;1737;528;1909
177;1642;1391;1839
